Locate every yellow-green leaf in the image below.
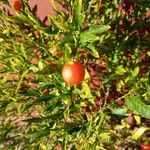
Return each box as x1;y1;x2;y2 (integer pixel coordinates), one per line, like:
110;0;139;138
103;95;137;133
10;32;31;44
132;66;139;77
132;127;149;140
115;66;126;75
73;0;83;28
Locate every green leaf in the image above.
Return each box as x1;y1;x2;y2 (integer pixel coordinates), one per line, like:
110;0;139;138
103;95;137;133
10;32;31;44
73;88;81;95
0;100;10;113
22;95;56;111
64;44;72;62
63;132;69;150
23;117;44;123
134;115;141;125
50;17;69;32
83;25;111;35
115;65;126;75
15;14;33;25
38;60;45;71
15;69;28;94
73;0;83;28
29;65;39;73
0;38;4;42
24;90;40;96
79;33;99;46
80;82;93;101
26;128;50;139
112;107;128;116
59;35;74;46
132;66;139;77
126;96;150;119
3;29;11;37
79;25;110;46
35;94;56;103
24;3;42;26
132;127;149;140
73;82;93;101
45;111;64;121
0;13;31;25
43;99;62;115
86;44;99;58
19;44;28;60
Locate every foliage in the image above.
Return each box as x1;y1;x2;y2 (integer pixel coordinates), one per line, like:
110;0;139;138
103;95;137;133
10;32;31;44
0;0;150;149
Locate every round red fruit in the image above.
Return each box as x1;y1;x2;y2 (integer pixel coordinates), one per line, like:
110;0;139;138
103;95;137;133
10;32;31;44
13;0;22;11
141;144;150;150
62;61;85;85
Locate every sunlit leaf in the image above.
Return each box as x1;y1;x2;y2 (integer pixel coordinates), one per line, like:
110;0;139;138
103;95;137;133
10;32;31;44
83;25;111;35
26;128;50;139
80;82;93;101
73;0;83;28
132;66;139;77
79;33;99;46
132;127;149;140
126;96;150;119
115;65;126;75
86;44;99;58
112;107;128;116
38;60;44;71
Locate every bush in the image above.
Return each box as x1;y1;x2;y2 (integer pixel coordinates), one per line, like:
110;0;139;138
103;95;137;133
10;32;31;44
0;0;150;149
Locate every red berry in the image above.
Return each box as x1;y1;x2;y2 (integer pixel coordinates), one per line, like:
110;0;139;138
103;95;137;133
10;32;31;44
13;0;22;11
141;144;150;150
62;61;85;85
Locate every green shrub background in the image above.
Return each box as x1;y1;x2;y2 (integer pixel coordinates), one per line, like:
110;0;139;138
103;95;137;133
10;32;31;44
0;0;150;149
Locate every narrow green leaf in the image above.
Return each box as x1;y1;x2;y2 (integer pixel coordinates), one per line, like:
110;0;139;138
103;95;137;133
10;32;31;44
43;100;62;115
0;38;4;42
63;133;69;150
73;0;83;28
134;115;141;125
15;13;33;25
22;117;44;123
0;13;31;25
24;3;42;26
115;65;126;75
50;17;69;32
79;33;99;46
38;60;44;71
29;65;39;73
112;107;128;116
132;127;149;140
79;25;110;46
35;94;56;103
64;44;72;62
59;35;73;46
26;128;50;139
45;111;64;121
126;96;150;119
20;44;28;60
0;100;10;113
132;66;139;77
116;80;125;91
84;25;111;35
24;90;40;96
86;44;99;58
80;82;93;101
15;69;28;94
22;94;56;111
73;88;81;95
